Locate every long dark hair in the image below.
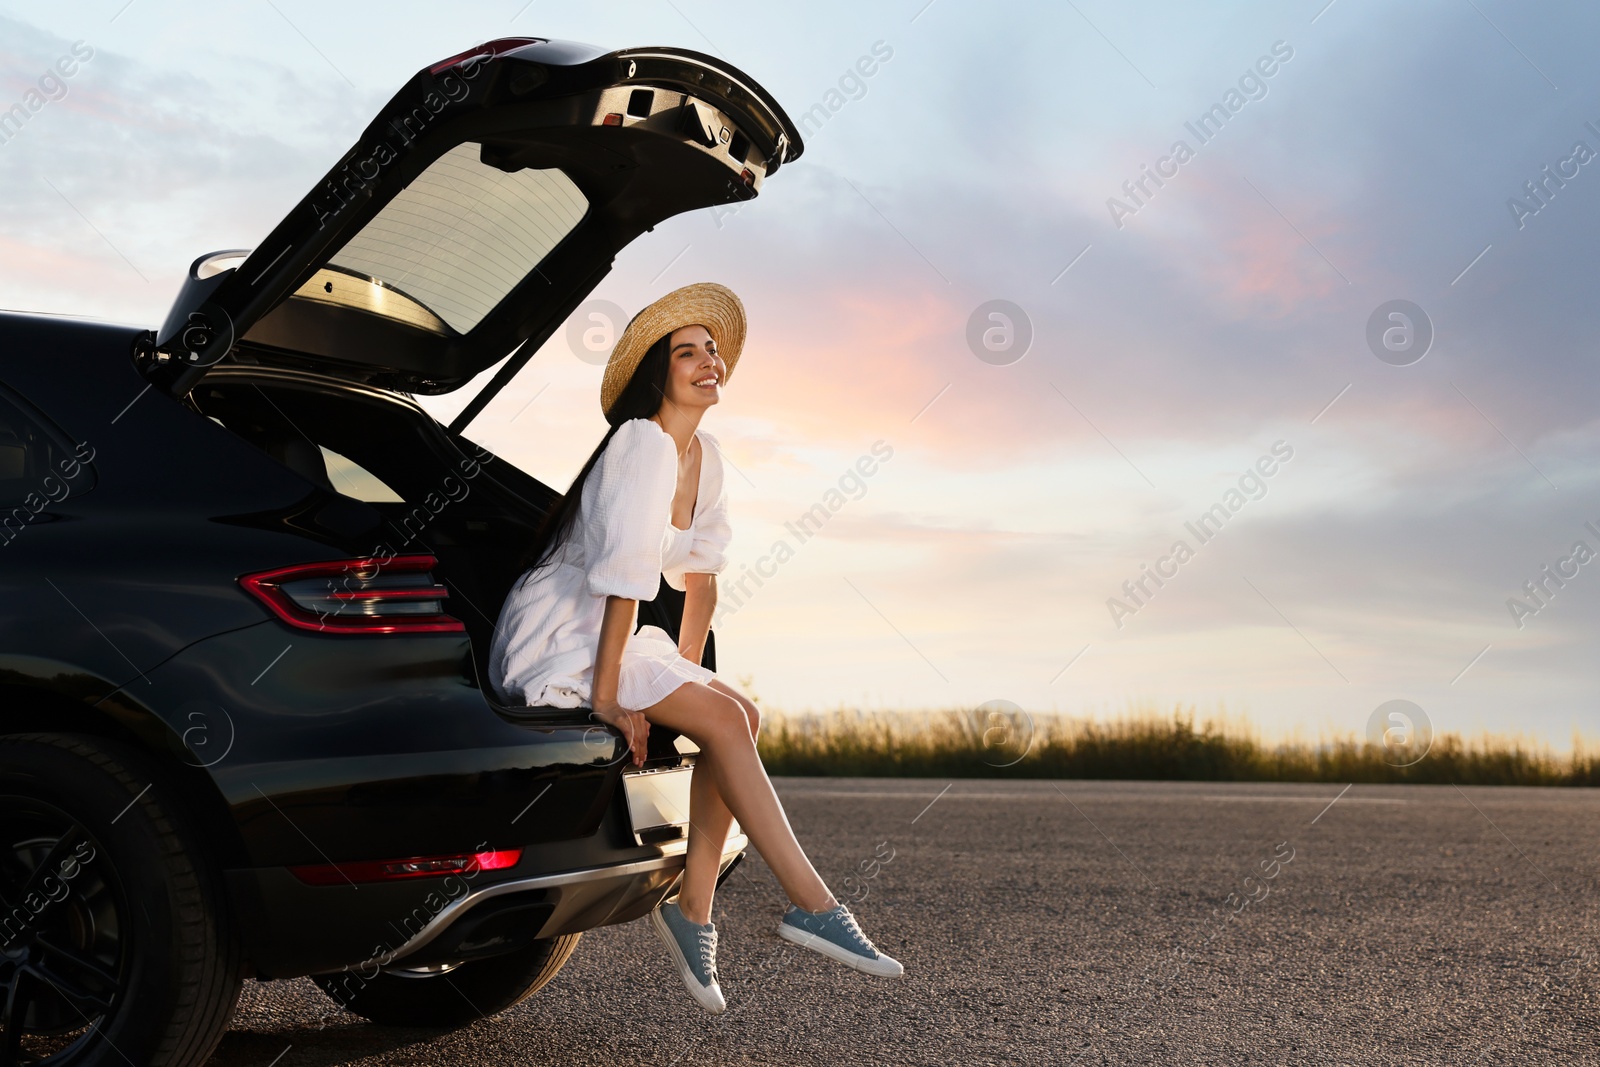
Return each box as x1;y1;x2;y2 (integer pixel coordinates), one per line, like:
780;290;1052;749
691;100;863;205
515;331;675;580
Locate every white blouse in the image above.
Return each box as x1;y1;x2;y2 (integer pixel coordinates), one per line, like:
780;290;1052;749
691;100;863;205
489;417;732;710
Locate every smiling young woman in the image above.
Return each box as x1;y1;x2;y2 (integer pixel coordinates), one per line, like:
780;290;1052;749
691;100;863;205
489;282;902;1015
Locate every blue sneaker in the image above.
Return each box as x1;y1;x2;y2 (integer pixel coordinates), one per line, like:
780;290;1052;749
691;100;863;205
651;900;726;1013
777;903;904;977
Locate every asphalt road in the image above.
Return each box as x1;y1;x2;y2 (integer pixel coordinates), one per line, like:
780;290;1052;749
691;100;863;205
210;778;1600;1066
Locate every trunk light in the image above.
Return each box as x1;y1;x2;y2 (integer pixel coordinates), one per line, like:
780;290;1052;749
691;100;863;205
291;848;524;887
239;554;465;634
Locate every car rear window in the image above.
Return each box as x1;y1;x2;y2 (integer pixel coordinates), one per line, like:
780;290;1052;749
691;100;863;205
325;142;589;335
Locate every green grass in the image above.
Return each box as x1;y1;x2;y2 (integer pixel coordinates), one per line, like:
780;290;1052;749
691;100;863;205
754;705;1600;786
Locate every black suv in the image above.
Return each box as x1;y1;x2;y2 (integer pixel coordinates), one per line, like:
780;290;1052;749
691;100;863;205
0;37;801;1066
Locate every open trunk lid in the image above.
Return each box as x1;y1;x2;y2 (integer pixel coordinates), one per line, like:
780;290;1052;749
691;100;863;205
145;37;802;425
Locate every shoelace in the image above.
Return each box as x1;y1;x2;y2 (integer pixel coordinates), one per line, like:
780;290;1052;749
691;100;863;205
821;906;876;956
696;924;719;982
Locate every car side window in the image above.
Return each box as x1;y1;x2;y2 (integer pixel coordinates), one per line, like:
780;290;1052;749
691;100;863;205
0;386;96;512
319;445;404;503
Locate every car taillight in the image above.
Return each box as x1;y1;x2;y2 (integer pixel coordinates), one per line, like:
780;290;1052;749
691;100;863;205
239;554;465;634
291;848;523;887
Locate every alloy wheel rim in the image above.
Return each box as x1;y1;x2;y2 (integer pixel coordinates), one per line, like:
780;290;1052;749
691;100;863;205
0;797;128;1066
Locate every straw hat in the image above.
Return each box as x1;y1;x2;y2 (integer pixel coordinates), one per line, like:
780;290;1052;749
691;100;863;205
600;282;747;417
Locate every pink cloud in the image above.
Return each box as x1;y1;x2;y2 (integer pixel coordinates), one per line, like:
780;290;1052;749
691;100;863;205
1175;171;1353;318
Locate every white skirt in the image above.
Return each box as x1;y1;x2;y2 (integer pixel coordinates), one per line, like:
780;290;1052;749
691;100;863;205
491;560;714;711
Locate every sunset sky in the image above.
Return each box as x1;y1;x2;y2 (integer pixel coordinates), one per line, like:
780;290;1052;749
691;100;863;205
4;0;1598;745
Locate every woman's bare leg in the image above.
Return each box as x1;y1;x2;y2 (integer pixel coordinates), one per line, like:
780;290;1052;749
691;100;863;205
643;679;836;915
673;681;754;923
674;746;734;925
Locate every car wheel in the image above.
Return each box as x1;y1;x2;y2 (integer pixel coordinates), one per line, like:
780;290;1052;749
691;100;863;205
312;933;582;1029
0;733;241;1066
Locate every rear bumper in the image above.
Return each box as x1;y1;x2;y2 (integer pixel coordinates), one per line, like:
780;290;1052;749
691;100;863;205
230;813;747;979
386;832;748;970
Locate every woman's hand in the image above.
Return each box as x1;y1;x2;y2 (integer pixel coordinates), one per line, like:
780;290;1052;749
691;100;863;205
590;696;650;768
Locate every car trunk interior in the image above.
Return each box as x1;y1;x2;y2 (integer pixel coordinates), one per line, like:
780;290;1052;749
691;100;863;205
189;371;709;707
192;371;548;696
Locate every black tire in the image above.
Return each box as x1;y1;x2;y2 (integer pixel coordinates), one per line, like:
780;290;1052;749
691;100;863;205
0;733;241;1066
312;933;581;1029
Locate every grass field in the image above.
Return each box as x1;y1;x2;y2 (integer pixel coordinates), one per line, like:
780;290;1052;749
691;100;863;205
754;705;1600;786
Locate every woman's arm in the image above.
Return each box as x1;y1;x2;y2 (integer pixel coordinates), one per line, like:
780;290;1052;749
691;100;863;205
591;593;649;767
680;572;717;664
